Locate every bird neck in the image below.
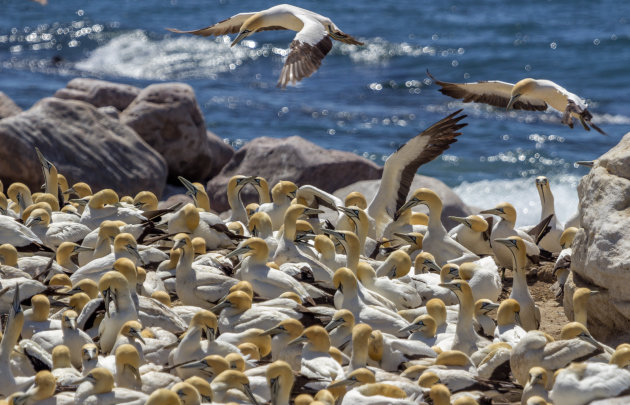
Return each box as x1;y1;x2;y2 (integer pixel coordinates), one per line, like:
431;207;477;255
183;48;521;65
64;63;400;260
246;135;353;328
1;312;23;360
176;245;194;276
456;294;474;333
350;335;369;371
574;302;588;326
228;187;248;224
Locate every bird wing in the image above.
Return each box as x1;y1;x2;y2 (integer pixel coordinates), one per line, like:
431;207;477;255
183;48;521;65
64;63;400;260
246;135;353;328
167;13;262;36
277;14;333;88
367;110;466;231
427;71;548;111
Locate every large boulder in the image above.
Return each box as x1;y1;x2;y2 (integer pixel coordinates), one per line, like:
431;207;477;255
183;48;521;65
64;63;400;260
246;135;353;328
206;136;383;212
0;92;22;119
564;131;630;343
334;175;472;230
120;83;232;181
54;78;141;111
0;97;168;197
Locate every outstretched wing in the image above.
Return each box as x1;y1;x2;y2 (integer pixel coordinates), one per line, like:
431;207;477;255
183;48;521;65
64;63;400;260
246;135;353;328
167;12;286;36
367;110;467;229
427;71;548;111
278;15;332;88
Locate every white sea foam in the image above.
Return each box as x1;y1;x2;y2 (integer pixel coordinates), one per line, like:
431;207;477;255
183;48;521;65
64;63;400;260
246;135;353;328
453;174;582;227
75;30;283;80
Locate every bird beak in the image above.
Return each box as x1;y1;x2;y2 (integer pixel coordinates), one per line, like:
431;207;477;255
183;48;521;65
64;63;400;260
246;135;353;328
288;335;307;346
337;206;357;217
324;317;344;332
494;238;515;248
12;284;21;317
35;147;53;171
68;317;77;330
231;31;249;47
178;176;197;196
226;245;251;259
205;327;216;341
24;217;38;227
172;238;187;251
439;282;456;291
448;216;470;228
130;329;146;345
395;198;419;220
424;260;442;274
63;187;76;196
103;288;112;317
242;383;259;405
484;303;500;312
303;207;324;216
398;323;422;334
328;378;353;388
73;245;94;254
270;376;279;403
393;233;415;244
127;244;142;263
210;300;230;314
179;359;205;370
261;326;283;336
578;332;604;351
480;208;503;215
506;94;520;110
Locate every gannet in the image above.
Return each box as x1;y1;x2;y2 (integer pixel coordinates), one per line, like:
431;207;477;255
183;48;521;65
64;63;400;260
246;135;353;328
357;261;421;310
493;299;526;346
447;215;493;256
74;367;148;404
332;268;409;336
428;72;605;134
53;241;92;273
228;237;314;303
368;329;437;372
390;232;424;261
22;294;61;339
71;233;141;284
324;309;354;353
209;370;259;404
366;111;466;239
146;388;183;405
323;230;397;310
168;203;241;250
80;189;147;230
572;287;598;327
291;326;344;390
213;290;304;334
329;369;414;404
185;376;214;403
522;367;550;405
0;287;36;397
480;203;540;269
32;309;92;368
314;234;346;271
273;204;334;283
336;205;374;256
439;280;490;355
173;233;238;309
82;343;103;375
401;314;440;347
550;362;630;405
168;4;363;88
0;213;44;248
531;176;563;253
457;258;501;302
51;345;82;386
266;361;293;405
397;188;479;265
406;252;458;306
495;237;541;330
247;212;278;256
252;181;297;231
9;370;70;405
262;319;304;370
111;320;146;363
551;227;577;299
98;271;139;354
473;299;499;338
78;220;123;266
510;328;606;386
7;182;34;219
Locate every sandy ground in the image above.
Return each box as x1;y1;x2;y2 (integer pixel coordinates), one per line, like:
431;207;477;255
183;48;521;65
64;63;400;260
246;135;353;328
500;262;569;340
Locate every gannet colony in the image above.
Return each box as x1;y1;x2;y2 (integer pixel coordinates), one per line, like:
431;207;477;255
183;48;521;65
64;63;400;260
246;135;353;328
0;3;625;405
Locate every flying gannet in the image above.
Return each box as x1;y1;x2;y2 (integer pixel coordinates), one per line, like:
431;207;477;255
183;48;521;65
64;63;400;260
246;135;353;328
168;4;363;88
428;71;605;134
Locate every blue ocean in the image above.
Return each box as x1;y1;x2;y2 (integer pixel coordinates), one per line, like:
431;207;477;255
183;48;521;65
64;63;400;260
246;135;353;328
1;0;629;225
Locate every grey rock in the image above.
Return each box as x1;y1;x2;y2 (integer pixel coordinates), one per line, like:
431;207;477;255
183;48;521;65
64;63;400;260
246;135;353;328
566;131;630;343
206;136;382;212
121;83;231;180
0;97;167;197
0;91;22;119
54;78;140;111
